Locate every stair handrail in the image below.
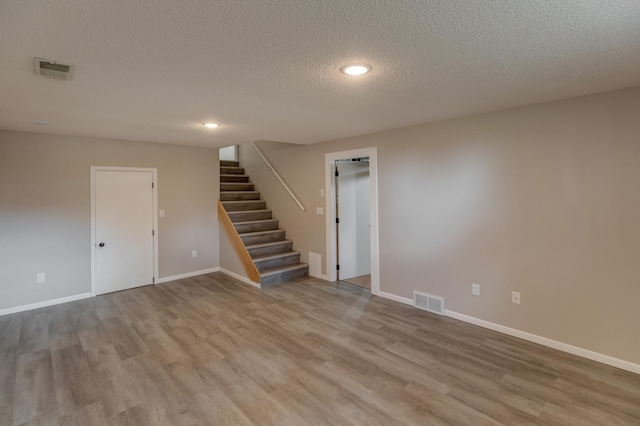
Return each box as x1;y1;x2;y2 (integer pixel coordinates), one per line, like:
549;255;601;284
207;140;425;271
250;141;306;212
217;200;261;283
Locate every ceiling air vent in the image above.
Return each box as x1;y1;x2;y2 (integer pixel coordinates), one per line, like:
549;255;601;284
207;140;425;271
34;57;75;81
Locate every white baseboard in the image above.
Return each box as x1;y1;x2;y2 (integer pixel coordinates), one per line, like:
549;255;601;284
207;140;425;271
375;290;413;306
310;273;330;281
156;267;220;284
372;289;640;375
219;268;261;288
445;310;640;375
0;292;92;317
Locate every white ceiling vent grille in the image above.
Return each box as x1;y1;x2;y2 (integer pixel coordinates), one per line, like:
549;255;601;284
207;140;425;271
414;291;445;315
34;58;74;81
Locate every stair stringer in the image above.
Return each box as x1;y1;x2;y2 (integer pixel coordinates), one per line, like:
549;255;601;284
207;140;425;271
218;200;261;285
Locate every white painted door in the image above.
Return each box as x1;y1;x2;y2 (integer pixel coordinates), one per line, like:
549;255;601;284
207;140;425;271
337;160;371;280
95;170;154;295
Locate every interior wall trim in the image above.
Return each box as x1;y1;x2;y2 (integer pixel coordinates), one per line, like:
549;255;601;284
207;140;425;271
219;268;261;288
372;290;639;374
376;291;413;305
325;147;380;295
0;293;92;317
156;267;220;284
444;310;640;374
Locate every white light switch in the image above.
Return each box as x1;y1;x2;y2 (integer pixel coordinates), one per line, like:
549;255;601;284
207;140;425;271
159;210;165;218
316;207;324;215
320;189;325;197
192;250;197;258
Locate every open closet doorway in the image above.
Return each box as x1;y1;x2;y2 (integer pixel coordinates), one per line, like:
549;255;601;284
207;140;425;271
335;158;371;288
325;147;380;295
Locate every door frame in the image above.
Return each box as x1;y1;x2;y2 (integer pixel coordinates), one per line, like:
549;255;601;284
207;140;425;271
90;166;159;297
325;147;380;295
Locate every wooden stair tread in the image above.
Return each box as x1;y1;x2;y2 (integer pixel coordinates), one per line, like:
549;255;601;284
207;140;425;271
260;262;308;277
245;240;293;249
220;183;253;186
233;219;278;228
222;200;264;205
253;251;300;262
239;229;283;237
220;174;249;178
221;200;266;211
233;219;277;225
227;209;271;214
220;191;260;195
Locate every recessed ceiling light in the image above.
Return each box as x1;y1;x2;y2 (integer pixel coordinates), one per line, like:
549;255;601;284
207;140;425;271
340;64;372;76
203;123;220;128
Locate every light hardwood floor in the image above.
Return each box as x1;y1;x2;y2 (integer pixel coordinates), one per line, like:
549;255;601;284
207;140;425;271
1;273;639;425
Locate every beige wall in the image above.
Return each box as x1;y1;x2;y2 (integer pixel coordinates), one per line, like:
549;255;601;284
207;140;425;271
219;228;249;279
0;131;219;310
240;86;640;364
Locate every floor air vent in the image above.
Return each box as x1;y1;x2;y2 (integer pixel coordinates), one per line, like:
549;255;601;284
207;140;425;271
413;291;445;315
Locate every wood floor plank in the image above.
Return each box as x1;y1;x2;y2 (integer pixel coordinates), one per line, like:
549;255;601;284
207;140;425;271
51;344;99;416
85;345;143;419
168;391;254;426
100;318;147;361
58;403;109;426
0;272;638;425
0;404;12;426
13;349;57;425
0;348;18;411
0;317;21;352
204;357;307;426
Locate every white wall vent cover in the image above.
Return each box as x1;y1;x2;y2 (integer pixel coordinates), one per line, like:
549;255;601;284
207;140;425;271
414;291;445;315
34;58;74;81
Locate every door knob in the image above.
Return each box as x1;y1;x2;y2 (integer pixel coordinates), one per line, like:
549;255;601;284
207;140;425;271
99;242;105;247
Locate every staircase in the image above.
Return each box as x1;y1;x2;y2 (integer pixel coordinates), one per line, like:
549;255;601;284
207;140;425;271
219;160;308;286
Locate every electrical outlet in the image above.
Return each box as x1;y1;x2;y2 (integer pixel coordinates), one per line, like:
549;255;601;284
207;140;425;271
512;291;521;304
37;273;45;283
192;250;197;258
159;210;165;218
472;283;480;296
316;207;324;215
320;189;325;197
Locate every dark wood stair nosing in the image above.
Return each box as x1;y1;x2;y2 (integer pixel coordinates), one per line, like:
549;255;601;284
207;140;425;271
253;251;301;262
260;262;309;277
233;219;278;226
239;229;284;237
226;209;271;215
245;240;293;249
221;200;267;211
233;219;280;233
220;183;254;189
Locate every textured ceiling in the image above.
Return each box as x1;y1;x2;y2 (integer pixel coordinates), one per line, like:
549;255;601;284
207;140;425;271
1;0;639;147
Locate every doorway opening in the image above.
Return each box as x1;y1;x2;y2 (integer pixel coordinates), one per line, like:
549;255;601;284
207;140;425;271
335;158;371;289
325;147;380;295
